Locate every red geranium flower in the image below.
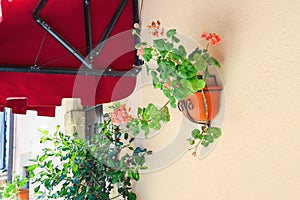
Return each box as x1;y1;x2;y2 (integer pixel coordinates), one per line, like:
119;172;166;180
201;32;222;45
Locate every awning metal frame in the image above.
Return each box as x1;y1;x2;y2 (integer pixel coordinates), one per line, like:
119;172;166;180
0;0;142;77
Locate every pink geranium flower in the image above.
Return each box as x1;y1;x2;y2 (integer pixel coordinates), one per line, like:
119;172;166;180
137;45;145;60
147;20;165;37
109;104;132;126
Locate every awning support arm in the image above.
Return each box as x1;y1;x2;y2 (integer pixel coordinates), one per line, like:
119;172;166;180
0;65;141;77
83;0;93;56
91;0;128;59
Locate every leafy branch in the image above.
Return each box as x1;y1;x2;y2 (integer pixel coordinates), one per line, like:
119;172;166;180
28;125;152;200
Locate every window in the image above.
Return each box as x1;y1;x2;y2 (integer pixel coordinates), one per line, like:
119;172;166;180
0;110;6;170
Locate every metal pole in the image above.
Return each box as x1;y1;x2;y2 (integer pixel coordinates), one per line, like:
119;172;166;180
83;0;93;56
92;0;128;57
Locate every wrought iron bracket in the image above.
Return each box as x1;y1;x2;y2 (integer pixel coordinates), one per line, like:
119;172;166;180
178;99;211;126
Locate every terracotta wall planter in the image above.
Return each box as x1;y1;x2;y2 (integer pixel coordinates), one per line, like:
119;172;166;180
178;85;222;124
17;189;29;200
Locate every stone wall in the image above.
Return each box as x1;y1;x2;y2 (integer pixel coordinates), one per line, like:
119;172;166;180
63;98;86;138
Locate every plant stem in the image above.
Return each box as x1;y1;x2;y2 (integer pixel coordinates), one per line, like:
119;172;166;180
189;125;206;152
160;100;170;110
89;168;103;187
111;194;122;199
201;90;209;128
190;90;209;154
205;43;210;51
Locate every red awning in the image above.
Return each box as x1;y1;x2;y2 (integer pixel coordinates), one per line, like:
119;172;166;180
0;0;140;116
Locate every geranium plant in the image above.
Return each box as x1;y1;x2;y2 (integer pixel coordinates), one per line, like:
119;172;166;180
109;102;170;138
133;20;223;155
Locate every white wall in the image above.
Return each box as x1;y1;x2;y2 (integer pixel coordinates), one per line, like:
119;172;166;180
13;106;65;176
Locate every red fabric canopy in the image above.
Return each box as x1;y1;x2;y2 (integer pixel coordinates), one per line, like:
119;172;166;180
0;0;139;116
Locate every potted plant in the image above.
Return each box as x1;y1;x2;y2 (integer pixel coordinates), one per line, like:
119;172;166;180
0;175;29;200
133;20;223;156
28;102;170;200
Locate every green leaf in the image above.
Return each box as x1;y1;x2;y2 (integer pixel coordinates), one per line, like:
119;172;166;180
27;164;38;172
145;63;150;75
140;166;148;170
113;101;121;109
169;96;177;108
149;121;161;130
39;154;48;162
152;77;162;89
128;192;137;200
205;134;214;143
160;59;176;72
191;129;200;139
129;138;135;143
134;147;142;154
132;172;140;181
134;42;147;49
166;29;177;38
116;141;124;146
177;63;197;79
163;89;172;98
160;106;170;122
189;139;195;145
142;48;153;62
140;120;150;137
72;132;78;138
29;171;35;178
178;45;187;57
188;47;201;61
37;128;49;135
172;36;180;43
107;159;115;168
150;71;157;78
153;39;166;51
187;77;206;92
115;132;121;139
201;141;209;147
18;178;29;187
206;127;222;139
34;185;41;193
210;57;221;68
164;42;174;51
124;132;129;140
173;45;187;57
194;56;207;71
173;88;188;100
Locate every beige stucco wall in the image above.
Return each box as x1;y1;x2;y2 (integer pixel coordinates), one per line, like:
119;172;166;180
136;0;300;200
